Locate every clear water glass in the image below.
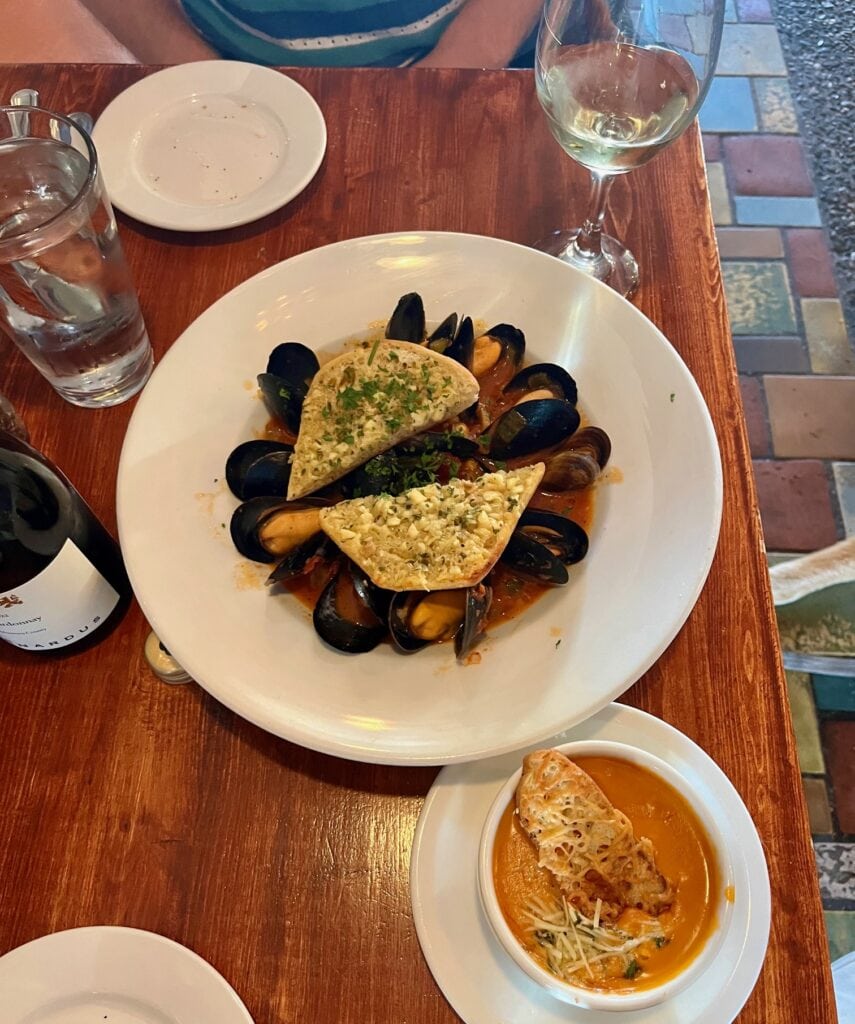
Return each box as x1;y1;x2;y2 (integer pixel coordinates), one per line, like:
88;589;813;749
535;0;725;296
0;105;153;407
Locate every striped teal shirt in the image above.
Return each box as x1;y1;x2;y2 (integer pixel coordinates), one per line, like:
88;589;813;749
180;0;469;66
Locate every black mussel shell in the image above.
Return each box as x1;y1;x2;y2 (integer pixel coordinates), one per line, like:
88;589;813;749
504;363;578;407
352;564;394;621
444;315;475;367
389;589;469;654
339;452;400;498
427;312;459;352
455;583;493;660
386;292;425;342
516;508;588;565
563;426;611;469
239;450;293;500
230;497;323;563
470;324;525;378
257;372;307;435
313;565;387;653
225;440;292;499
499;532;569;586
267;534;333;584
487;399;581;461
266;342;320;390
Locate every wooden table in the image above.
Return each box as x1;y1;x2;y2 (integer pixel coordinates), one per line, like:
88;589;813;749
0;66;836;1023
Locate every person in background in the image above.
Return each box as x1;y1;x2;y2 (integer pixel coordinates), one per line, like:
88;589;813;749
78;0;543;68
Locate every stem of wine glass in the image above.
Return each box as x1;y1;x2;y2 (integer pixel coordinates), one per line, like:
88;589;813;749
571;171;615;275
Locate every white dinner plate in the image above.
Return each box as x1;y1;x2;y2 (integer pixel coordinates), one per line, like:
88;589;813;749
94;62;326;231
0;926;254;1023
117;231;722;765
410;703;771;1024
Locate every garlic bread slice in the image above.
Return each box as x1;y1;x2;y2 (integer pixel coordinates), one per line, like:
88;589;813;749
287;340;479;500
319;464;545;591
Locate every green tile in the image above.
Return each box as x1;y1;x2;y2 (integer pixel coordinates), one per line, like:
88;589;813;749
754;78;799;134
717;24;786;76
785;670;824;773
825;911;855;961
722;262;797;335
813;675;855;713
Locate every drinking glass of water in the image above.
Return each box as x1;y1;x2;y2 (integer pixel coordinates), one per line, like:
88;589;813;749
0;105;153;407
535;0;724;295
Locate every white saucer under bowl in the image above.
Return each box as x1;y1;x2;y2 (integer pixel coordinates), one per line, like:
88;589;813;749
410;703;771;1024
0;926;254;1023
94;61;326;231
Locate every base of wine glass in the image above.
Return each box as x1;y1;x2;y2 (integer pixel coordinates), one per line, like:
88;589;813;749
535;230;639;298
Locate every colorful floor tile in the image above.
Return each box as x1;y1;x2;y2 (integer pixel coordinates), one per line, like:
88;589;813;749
698;0;855;955
722;262;797;334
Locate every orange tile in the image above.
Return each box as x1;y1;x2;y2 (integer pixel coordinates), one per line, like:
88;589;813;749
765;376;855;459
752;459;840;551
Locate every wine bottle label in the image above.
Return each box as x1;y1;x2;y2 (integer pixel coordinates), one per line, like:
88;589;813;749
0;539;119;650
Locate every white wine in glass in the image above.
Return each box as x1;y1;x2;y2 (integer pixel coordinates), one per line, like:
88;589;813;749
535;0;724;295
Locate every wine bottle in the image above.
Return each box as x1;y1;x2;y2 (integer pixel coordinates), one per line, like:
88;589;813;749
0;429;130;651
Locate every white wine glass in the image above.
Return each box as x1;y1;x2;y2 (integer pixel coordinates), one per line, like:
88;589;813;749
535;0;725;295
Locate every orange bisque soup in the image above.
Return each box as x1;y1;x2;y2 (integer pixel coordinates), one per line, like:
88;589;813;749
492;756;722;993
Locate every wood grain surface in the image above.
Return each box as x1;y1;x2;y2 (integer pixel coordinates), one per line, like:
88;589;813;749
0;66;836;1023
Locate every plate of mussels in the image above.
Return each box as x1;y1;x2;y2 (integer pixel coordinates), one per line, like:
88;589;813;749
117;232;722;764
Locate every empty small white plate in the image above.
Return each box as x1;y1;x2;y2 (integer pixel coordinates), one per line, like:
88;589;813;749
0;926;255;1023
94;61;326;231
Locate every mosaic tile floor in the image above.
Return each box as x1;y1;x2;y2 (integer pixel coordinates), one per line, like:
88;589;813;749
701;0;855;962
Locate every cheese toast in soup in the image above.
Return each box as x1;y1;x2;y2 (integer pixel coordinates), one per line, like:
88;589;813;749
492;748;721;992
225;293;611;660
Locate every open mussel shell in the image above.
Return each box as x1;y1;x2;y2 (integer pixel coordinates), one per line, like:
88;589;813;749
266;342;320;390
225;440;293;499
455;583;492;660
229;497;325;563
352;564;394;621
267;534;333;585
314;563;387;653
257;372;307;435
499;532;569;586
470;324;525;379
427;312;459;352
238;450;293;500
443;315;475;367
487;398;581;461
396;431;480;459
504;362;578;407
516;509;588;565
388;584;492;659
386;292;425;342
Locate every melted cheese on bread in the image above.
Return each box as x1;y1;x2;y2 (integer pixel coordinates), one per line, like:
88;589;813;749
287;340;479;500
319;464;544;591
517;749;672;921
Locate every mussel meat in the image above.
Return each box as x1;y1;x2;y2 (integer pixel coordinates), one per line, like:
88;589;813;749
229;497;325;563
388;584;492;660
386;292;425;342
470;324;525;379
487;398;581;461
314;563;387;653
225;440;293;500
504;362;578;407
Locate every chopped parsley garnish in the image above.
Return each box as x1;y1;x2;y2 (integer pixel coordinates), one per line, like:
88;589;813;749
624;959;641;979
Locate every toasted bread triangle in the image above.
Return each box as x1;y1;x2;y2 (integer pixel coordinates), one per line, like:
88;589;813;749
287;341;479;500
319;464;544;591
516;749;672;921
